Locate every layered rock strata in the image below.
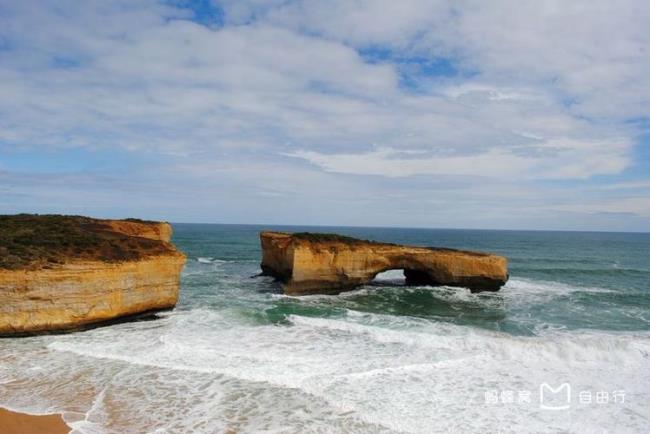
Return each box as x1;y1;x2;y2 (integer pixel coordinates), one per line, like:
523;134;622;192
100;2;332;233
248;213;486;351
260;231;508;295
0;215;185;335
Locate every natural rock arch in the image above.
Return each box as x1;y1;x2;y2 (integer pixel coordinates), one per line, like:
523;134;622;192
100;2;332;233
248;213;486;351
260;231;508;295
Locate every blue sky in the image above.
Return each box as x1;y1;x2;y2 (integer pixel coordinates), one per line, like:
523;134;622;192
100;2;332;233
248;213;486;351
1;0;649;231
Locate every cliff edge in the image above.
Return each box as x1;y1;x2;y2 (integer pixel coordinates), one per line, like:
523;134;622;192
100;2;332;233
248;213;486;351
0;215;186;335
260;231;508;295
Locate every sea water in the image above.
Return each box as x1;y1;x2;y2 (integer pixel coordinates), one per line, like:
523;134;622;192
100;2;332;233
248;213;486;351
1;224;649;433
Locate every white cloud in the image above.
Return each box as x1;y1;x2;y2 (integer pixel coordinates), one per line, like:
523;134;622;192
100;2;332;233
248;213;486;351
218;0;449;47
552;197;650;218
286;147;534;178
0;0;648;229
441;83;546;102
286;135;630;179
0;1;640;174
599;180;650;190
227;0;650;120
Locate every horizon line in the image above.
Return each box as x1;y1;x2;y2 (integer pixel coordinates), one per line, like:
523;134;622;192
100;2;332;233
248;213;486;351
169;220;650;235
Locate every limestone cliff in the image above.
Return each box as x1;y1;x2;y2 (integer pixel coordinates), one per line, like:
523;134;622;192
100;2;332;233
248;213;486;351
0;215;186;335
100;219;173;242
260;231;508;295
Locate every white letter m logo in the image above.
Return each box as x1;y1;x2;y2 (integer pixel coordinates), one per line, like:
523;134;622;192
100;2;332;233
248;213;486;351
539;383;571;410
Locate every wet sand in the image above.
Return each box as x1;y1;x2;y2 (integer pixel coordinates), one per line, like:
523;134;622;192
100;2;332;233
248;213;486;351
0;407;70;434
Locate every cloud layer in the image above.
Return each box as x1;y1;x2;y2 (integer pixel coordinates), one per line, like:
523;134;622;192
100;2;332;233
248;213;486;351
0;0;648;230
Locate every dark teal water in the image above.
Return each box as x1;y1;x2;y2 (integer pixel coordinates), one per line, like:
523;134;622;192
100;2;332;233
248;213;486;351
173;224;650;336
1;224;648;433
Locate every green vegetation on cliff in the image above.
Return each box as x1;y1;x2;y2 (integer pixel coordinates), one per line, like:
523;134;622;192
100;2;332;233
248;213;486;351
0;214;170;270
292;232;374;244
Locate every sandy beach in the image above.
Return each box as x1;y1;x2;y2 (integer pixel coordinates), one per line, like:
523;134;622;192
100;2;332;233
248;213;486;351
0;407;70;434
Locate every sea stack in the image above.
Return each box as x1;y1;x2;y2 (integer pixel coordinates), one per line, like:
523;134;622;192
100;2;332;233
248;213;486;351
0;215;186;335
260;231;508;295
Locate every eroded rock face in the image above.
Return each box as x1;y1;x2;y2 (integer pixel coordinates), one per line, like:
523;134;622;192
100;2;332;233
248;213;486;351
260;231;508;295
0;217;185;335
100;219;173;242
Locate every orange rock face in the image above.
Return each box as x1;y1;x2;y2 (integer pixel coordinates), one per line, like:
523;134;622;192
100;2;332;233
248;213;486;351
100;219;173;242
260;232;508;295
0;218;185;335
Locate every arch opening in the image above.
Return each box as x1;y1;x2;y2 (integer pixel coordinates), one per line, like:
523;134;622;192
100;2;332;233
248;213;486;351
370;267;440;287
370;269;406;286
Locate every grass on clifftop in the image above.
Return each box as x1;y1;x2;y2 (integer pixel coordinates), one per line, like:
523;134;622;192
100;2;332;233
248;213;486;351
0;214;170;270
289;232;488;255
291;232;394;245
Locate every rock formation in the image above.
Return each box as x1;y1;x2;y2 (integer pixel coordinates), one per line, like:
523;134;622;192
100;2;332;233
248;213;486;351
260;231;508;295
100;219;173;242
0;215;185;335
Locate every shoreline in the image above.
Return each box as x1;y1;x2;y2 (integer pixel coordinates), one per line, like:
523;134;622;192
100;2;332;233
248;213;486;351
0;407;70;434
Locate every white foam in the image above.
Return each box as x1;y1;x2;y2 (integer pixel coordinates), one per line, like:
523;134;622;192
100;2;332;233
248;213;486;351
504;277;616;295
196;257;229;264
6;310;635;431
1;282;649;433
372;269;406;283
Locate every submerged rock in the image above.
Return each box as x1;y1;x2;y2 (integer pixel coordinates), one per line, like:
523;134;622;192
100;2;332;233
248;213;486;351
260;231;508;295
0;215;186;335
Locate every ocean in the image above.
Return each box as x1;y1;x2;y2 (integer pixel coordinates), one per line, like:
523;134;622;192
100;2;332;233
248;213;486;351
1;224;649;433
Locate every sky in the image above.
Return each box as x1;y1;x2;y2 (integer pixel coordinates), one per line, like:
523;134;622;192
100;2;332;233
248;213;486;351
1;0;649;231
